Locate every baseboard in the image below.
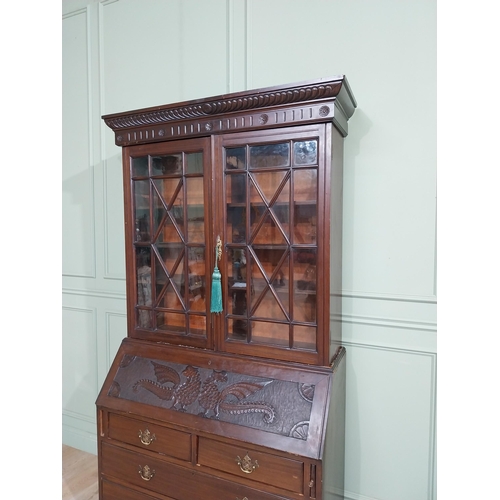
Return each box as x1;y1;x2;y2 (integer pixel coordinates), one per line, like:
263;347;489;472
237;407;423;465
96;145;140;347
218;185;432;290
62;424;97;455
324;486;385;500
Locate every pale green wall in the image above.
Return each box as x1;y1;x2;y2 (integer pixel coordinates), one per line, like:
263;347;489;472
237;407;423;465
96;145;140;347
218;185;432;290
62;1;436;499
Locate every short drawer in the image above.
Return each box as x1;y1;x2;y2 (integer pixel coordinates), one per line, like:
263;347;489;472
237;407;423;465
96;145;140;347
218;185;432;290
108;413;191;462
197;437;304;494
101;441;194;498
101;442;290;500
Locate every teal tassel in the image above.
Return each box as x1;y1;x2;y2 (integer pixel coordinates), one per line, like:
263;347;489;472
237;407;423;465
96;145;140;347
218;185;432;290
210;265;223;313
210;237;223;314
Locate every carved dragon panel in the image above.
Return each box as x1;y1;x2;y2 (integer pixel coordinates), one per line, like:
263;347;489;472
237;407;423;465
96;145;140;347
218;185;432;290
109;354;315;441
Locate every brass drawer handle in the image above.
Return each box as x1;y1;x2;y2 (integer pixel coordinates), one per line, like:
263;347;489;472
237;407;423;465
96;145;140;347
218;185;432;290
236;453;259;474
138;464;155;481
138;428;156;446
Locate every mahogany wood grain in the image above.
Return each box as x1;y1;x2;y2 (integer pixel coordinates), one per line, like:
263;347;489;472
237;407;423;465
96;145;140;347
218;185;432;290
98;77;356;500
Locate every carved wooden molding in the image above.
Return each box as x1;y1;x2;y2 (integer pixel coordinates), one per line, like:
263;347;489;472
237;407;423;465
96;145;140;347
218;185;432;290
103;76;356;145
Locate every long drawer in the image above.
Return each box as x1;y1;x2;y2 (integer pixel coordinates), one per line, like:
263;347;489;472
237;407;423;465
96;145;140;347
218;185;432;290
197;436;304;494
102;478;174;500
100;442;291;500
107;413;191;462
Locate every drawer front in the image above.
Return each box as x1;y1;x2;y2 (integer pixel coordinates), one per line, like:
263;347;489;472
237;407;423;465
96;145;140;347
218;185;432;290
197;437;304;494
102;478;173;500
101;442;195;498
101;442;291;500
108;413;191;462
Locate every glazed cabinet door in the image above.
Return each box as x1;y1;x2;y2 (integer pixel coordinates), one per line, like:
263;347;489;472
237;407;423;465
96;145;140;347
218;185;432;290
215;124;331;365
123;138;214;348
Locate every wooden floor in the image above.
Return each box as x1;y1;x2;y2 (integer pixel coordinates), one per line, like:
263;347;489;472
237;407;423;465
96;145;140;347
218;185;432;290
62;445;99;500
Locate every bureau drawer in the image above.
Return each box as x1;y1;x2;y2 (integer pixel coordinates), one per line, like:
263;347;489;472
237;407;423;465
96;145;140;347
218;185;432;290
101;441;195;498
197;437;304;494
102;478;174;499
101;442;291;500
108;413;191;462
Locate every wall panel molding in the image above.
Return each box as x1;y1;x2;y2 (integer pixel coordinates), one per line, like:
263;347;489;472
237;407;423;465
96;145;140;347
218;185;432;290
341;343;436;500
105;311;127;368
333;290;437;354
62;7;87;20
63;408;96;425
338;290;437;304
62;305;98;418
63;287;126;300
335;313;436;333
62;6;98;279
98;0;127;281
102;157;127;280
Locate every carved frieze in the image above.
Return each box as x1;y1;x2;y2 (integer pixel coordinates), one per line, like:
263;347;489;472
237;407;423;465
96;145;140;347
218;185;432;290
103;77;356;145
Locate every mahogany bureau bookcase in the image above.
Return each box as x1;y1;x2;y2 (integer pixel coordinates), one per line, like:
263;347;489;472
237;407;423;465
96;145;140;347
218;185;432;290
97;76;357;500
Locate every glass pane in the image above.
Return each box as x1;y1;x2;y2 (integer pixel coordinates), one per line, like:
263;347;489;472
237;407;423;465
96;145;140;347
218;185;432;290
250;256;267;311
227;205;246;243
156;217;182;244
136;248;151;307
293;140;318;165
188;314;206;335
170;255;185;298
253;289;287;321
294;202;317;244
253;247;287;280
172;188;184;237
132;156;148;177
251;321;289;346
226;147;246;170
152;154;182;175
293;249;317;323
251;249;289;319
249;143;289;168
185;152;203;174
137;309;152;329
188;277;205;308
293;169;317;244
188;247;206;310
249;204;265;241
187;177;204;243
227;172;246;203
186;176;204;205
227;318;248;340
252;213;286;245
251;171;287;204
160;283;183;310
157;312;186;333
152;186;167;239
227;247;247;315
154;255;168;302
293;168;317;202
188;205;204;243
153;178;181;208
273;204;290;240
133;180;150;242
293;325;316;350
156;244;183;274
250;248;287;307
